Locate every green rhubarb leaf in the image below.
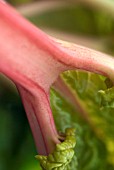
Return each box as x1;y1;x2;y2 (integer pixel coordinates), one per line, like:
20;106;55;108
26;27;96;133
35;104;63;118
50;70;114;170
50;89;109;170
99;86;114;108
36;128;77;170
61;71;114;167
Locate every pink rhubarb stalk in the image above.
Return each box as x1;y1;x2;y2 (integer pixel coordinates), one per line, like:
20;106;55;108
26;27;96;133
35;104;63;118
0;1;114;155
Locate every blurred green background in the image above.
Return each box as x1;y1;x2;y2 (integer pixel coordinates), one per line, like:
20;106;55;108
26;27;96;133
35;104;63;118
1;0;114;170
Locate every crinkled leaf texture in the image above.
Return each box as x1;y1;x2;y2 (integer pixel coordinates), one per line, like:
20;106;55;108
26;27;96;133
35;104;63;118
50;70;114;170
36;128;77;170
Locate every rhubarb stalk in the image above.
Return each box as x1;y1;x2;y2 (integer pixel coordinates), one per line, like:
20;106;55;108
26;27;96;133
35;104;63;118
0;1;114;157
